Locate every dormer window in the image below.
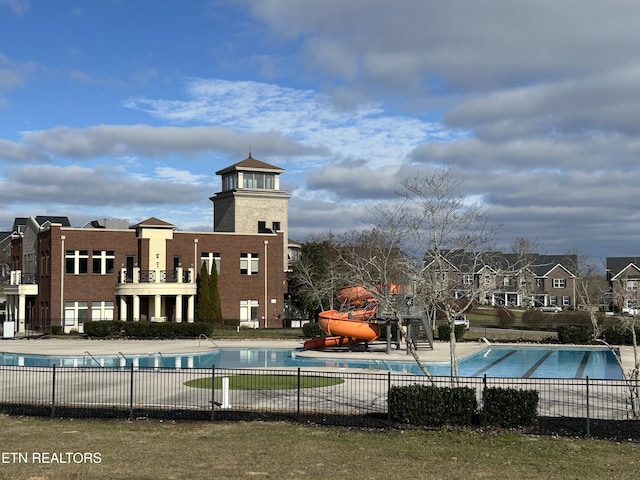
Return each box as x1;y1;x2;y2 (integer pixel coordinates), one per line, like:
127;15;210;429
243;172;275;190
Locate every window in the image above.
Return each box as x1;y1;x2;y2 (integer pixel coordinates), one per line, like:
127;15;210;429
24;252;36;274
549;296;558;306
272;221;281;231
243;172;275;190
503;277;512;287
91;301;114;321
41;250;50;276
562;296;571;306
463;274;474;285
65;250;88;274
92;251;115;275
258;221;271;233
553;278;566;289
484;275;492;285
626;280;638;291
222;173;237;191
240;300;259;322
65;301;88;327
201;252;221;275
240;253;259;275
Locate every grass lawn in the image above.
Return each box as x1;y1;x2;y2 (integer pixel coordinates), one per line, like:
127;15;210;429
184;374;344;390
0;416;638;480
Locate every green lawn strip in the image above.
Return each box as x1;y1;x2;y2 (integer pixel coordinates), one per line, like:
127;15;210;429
184;373;344;390
0;417;638;480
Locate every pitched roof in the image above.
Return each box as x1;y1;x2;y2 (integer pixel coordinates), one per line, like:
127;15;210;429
131;217;176;229
607;257;640;278
425;250;578;276
11;216;71;233
215;154;284;175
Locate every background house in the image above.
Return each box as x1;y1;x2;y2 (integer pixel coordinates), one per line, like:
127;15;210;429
424;250;578;309
606;257;640;313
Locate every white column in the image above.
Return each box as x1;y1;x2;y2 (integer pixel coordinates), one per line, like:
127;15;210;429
175;294;183;323
17;294;26;333
133;295;140;322
187;295;194;323
120;297;127;321
154;294;161;321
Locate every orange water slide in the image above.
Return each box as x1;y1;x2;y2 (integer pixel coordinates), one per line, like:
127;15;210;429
303;308;381;350
337;286;376;307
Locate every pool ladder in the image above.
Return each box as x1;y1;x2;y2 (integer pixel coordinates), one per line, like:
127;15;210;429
157;352;168;368
83;351;104;368
198;333;219;349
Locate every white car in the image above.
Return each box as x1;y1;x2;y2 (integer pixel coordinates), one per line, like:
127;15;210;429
622;307;640;316
538;306;562;313
454;315;470;330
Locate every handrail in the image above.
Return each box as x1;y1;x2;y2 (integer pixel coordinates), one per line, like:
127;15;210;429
83;351;104;368
157;352;168;368
198;333;219;349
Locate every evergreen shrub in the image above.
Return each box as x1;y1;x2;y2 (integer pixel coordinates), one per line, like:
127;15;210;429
557;324;593;344
302;321;323;339
437;324;466;341
83;321;213;339
483;387;539;427
388;384;477;427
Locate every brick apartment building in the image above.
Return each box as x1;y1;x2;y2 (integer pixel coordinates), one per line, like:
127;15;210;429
4;155;290;334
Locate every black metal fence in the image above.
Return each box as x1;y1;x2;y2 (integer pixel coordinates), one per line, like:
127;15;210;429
1;364;638;439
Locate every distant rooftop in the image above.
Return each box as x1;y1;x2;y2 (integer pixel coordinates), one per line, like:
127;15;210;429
11;216;71;233
215;154;284;176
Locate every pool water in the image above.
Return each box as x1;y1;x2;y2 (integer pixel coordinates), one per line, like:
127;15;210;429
456;346;623;379
0;346;624;379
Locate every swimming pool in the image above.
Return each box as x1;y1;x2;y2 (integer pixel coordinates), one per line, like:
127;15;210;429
0;346;623;379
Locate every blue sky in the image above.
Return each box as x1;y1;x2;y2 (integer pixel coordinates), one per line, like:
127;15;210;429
2;1;640;260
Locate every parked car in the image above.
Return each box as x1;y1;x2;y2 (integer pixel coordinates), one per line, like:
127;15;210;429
454;314;470;330
538;306;562;313
622;307;640;316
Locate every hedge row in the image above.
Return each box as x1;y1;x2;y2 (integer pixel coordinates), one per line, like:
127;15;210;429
83;321;214;339
437;324;467;341
557;323;640;345
389;384;538;428
483;387;539;428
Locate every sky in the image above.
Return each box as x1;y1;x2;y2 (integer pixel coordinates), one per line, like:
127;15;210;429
1;1;640;261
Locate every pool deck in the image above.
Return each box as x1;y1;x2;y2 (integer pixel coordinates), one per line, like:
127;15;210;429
0;337;636;374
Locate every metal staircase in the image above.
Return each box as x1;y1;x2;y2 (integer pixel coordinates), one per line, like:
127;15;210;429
391;295;434;351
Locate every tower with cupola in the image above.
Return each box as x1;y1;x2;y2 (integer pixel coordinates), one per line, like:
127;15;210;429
210;155;291;271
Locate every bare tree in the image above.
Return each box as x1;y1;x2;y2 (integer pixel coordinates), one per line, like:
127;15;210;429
395;167;497;376
571;252;640;418
289;235;346;318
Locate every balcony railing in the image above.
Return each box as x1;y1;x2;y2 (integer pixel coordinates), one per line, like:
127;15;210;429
9;271;37;285
119;267;195;284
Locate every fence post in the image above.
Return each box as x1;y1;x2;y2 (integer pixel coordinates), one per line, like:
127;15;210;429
129;363;134;420
50;364;56;418
210;365;216;422
387;371;392;428
297;367;301;420
482;374;488;431
585;376;590;437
